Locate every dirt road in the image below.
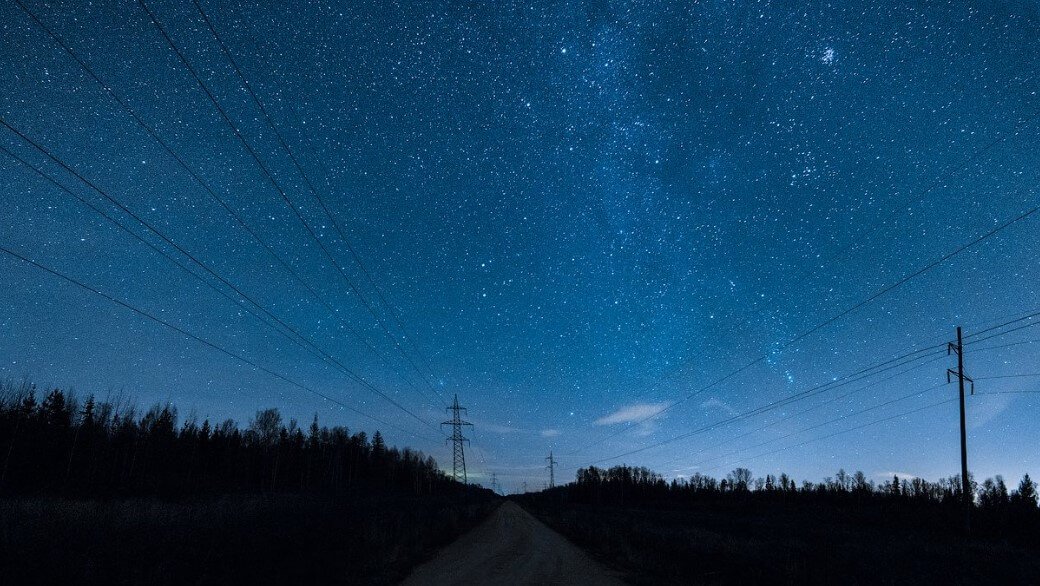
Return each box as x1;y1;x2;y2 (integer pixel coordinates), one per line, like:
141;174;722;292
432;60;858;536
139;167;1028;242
402;501;625;585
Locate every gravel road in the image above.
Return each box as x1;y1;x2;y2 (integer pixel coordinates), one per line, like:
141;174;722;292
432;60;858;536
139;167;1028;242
401;501;625;585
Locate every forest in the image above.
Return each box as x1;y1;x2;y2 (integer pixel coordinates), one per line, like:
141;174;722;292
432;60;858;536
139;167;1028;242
6;378;1040;584
567;464;1039;520
517;464;1040;583
0;380;457;498
0;380;494;584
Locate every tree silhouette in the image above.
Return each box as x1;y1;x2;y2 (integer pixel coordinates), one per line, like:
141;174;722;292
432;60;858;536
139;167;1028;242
979;477;1008;508
0;383;463;499
728;468;752;492
1012;473;1037;509
552;463;1040;543
249;408;282;446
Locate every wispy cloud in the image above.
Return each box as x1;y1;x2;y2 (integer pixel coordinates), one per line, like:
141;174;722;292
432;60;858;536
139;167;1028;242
472;420;562;438
878;471;920;480
701;397;737;416
595;402;670;426
969;394;1013;429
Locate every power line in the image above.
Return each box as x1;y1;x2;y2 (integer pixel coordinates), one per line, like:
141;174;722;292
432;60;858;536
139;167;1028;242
976;372;1040;381
0;117;436;432
965;307;1040;340
684;383;948;473
468;427;493;484
699;397;957;475
135;0;438;407
10;0;443;411
0;143;277;333
583;344;947;465
570;339;946;456
624;307;1040;477
971;337;1040;353
659;99;1040;392
805;106;1040;285
974;390;1040;395
189;0;445;399
579;77;1040;454
655;352;949;470
584;301;1040;467
650;304;1040;474
0;242;438;444
695;98;1040;452
574;200;1038;455
0;142;336;391
0;141;340;395
965;317;1040;346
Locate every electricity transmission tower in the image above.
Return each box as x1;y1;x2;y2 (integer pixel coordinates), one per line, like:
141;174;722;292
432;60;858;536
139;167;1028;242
522;481;528;494
442;394;472;483
947;326;975;534
546;451;557;488
490;473;500;495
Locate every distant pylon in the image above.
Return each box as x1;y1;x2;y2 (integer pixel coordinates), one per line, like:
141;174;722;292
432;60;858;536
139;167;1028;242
546;451;556;488
490;473;500;495
441;394;472;483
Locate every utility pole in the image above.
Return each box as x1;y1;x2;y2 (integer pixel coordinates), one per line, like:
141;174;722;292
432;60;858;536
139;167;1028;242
441;394;472;484
546;451;556;489
490;472;500;495
947;326;975;534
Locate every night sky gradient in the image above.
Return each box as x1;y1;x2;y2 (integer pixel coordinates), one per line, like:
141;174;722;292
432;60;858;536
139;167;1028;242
2;0;1040;493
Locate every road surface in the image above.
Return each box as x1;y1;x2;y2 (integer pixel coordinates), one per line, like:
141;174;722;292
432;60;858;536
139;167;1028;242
402;501;625;585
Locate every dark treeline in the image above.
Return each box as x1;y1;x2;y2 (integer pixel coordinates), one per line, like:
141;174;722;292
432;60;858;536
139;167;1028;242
0;380;497;584
518;465;1040;583
570;464;1037;513
0;381;458;499
555;464;1040;536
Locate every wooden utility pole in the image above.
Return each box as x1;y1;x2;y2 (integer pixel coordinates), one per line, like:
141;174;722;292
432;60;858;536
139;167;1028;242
947;326;974;534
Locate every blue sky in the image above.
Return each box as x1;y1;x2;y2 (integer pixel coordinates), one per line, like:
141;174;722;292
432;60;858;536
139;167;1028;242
2;0;1039;493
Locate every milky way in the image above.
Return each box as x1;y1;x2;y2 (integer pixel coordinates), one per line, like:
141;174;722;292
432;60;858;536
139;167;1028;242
2;1;1039;493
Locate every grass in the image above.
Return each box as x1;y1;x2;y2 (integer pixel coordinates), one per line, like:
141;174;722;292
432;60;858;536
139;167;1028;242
0;493;496;585
521;500;1040;584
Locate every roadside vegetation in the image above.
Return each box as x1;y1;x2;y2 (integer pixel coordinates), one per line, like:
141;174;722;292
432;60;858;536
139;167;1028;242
517;465;1040;584
0;380;495;584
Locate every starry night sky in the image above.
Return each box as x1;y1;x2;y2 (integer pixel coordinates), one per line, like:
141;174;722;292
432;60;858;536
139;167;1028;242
2;0;1040;493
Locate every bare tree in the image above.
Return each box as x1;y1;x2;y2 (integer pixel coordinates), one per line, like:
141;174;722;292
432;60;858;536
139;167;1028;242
249;408;282;446
728;467;752;491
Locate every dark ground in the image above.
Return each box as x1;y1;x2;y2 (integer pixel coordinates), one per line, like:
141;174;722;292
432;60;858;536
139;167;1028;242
520;500;1040;585
0;493;496;585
